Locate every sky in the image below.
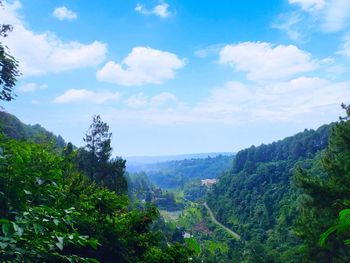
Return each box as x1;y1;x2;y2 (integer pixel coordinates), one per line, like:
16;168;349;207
1;0;350;156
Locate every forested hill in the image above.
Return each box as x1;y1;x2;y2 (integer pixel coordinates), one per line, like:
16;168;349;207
0;111;65;149
207;124;332;262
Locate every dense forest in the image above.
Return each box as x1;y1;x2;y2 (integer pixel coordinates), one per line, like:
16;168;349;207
0;114;194;262
122;114;350;262
204;108;350;262
206;124;331;261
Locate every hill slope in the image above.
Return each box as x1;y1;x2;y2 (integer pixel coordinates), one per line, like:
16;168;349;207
0;111;65;149
207;124;331;262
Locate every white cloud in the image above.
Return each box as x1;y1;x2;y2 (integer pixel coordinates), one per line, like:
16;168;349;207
125;92;178;108
18;82;47;92
53;89;121;104
321;0;350;32
106;76;349;125
219;42;317;81
289;0;325;11
135;2;172;18
97;47;185;86
53;6;77;21
192;77;350;122
287;0;350;33
0;1;107;76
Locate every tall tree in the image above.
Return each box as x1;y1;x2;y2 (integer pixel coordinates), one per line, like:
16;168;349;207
294;104;350;262
82;115;112;181
77;115;127;194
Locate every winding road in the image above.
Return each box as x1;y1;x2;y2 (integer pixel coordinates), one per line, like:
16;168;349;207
203;202;241;240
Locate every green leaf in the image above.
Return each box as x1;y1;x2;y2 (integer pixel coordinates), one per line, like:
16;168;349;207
53;219;60;226
24;189;32;195
2;223;11;237
12;222;24;237
339;209;350;221
55;241;64;251
33;223;43;235
55;236;64;251
88;239;100;250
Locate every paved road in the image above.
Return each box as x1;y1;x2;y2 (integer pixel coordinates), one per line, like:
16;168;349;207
203;202;241;240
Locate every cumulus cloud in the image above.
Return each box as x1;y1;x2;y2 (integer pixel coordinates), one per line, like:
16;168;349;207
17;82;47;92
53;6;77;21
106;76;349;125
53;89;121;104
0;1;107;76
219;42;317;81
191;77;350;123
97;47;185;86
135;2;172;18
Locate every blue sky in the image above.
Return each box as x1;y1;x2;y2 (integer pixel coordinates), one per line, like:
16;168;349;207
1;0;350;156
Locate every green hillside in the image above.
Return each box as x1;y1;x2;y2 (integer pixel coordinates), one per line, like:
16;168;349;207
0;111;65;149
207;124;332;261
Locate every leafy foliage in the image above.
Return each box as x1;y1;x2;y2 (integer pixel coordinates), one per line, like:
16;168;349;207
0;16;20;102
0;126;193;262
294;104;350;262
320;209;350;246
0;43;20;101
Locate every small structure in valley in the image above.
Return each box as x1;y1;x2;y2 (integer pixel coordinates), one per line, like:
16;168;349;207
201;178;218;186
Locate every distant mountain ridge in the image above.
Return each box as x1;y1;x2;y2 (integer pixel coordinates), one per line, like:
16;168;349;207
127;154;234;189
126;152;233;166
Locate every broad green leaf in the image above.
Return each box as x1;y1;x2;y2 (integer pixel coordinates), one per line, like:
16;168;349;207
53;219;60;226
24;189;32;195
88;239;100;250
2;223;11;237
12;222;24;237
55;236;64;251
33;223;43;235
